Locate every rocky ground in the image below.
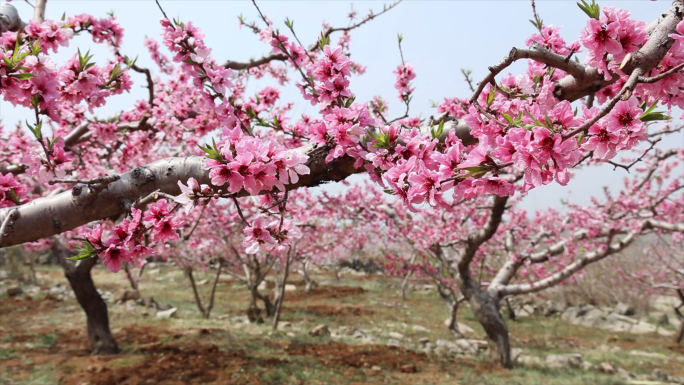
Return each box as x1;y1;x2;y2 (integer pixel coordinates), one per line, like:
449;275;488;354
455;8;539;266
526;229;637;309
0;264;683;384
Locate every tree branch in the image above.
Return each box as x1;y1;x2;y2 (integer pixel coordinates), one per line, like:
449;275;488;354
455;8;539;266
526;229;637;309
33;0;46;23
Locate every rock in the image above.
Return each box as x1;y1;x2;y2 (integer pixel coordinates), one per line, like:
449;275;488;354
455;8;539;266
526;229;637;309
542;300;564;317
518;355;543;367
112;289;140;303
156;302;174;311
443;319;475;334
511;348;523;362
277;321;292;329
352;330;366;339
597;344;621;353
656;313;670;326
545;353;582;369
388;332;404;340
454;339;481;355
284;284;296;292
458;323;475;334
614;302;635;316
418;337;430;344
196;279;210;286
370;365;382;372
650;368;668;382
400;363;417;373
309;324;330;337
411;325;429;332
136;296;159;309
581;361;595;371
597;361;616;374
156;307;177;319
616;367;635;381
6;286;22;297
387;339;401;347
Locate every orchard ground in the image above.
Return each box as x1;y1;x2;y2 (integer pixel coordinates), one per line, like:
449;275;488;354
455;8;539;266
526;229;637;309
1;264;682;385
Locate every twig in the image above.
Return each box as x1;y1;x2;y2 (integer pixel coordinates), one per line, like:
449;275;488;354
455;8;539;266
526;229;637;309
232;197;250;226
606;138;661;172
530;0;543;33
155;0;172;27
638;61;684;84
461;69;475;93
562;68;644;140
48;174;120;186
470;43;586;103
134;189;176;210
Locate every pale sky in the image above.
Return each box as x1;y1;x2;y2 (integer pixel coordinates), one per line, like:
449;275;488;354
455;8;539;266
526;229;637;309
1;1;682;213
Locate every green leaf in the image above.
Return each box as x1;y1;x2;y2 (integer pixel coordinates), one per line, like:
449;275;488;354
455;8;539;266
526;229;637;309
641;101;658;116
640;112;670;122
397;33;403;44
486;85;497;107
10;73;36;80
67;241;98;260
7;189;20;204
576;132;585;146
577;0;600;19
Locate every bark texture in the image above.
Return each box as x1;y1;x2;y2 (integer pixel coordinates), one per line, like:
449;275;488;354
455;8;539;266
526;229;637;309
55;246;119;355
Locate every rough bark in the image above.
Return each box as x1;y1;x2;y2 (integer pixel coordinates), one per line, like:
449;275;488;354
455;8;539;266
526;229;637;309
463;278;512;368
504;297;516;321
676;318;684;344
55;245;119;355
272;253;292;331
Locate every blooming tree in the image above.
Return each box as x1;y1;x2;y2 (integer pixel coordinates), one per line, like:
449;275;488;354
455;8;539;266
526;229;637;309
0;0;683;366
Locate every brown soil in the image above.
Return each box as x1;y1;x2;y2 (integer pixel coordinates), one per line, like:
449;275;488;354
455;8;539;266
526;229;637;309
62;344;285;385
286;341;428;371
0;294;62;316
287;285;366;302
300;305;374;317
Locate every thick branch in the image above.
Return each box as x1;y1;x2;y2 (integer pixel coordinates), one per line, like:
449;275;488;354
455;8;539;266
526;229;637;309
0;142;361;247
0;3;27;33
457;196;508;276
33;0;46;23
499;232;637;296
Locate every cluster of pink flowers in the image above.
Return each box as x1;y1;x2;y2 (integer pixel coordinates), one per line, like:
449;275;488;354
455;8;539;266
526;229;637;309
580;7;647;78
302;45;353;108
242;216;301;254
83;209;151;272
0;173;25;208
582;97;646;160
393;63;415;101
22;137;74;181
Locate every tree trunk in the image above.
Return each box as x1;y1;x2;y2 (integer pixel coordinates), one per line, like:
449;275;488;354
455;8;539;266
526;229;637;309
61;256;119;354
302;262;314;294
272;254;292;331
447;296;465;338
460;276;511;368
437;285;464;338
246;285;264;323
674;289;683;344
256;290;274;317
504;297;516;321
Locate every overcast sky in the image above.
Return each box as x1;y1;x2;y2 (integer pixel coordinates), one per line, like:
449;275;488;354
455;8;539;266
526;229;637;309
1;1;682;213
